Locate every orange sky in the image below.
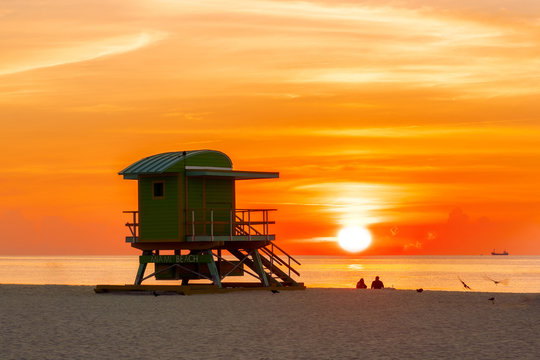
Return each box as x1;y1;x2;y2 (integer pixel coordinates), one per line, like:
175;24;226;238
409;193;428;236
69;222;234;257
1;0;539;255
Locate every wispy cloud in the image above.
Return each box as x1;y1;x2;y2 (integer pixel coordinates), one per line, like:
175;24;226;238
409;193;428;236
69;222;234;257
106;123;540;140
144;1;540;95
0;32;165;76
290;236;337;243
2;166;112;175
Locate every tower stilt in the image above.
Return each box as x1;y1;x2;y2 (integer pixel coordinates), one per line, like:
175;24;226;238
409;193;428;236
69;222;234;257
251;249;270;287
205;250;222;288
135;250;153;285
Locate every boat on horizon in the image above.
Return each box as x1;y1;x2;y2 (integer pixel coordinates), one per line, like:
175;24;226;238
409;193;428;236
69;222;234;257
491;249;509;256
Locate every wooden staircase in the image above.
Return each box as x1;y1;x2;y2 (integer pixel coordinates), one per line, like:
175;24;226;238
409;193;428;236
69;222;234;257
228;243;301;287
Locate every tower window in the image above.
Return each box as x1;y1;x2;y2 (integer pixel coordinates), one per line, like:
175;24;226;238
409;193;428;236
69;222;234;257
153;181;164;199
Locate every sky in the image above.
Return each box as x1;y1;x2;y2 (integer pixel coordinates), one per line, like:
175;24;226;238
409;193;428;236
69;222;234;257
1;0;539;255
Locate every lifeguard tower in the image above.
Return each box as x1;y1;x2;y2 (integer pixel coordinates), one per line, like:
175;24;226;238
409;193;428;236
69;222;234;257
96;150;303;294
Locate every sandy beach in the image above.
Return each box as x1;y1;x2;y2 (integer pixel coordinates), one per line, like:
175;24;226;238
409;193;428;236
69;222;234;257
1;285;538;360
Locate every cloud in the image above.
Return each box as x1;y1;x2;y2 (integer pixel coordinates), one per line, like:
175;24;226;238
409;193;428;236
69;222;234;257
65;104;138;113
291;236;337;243
0;32;166;76
403;241;423;250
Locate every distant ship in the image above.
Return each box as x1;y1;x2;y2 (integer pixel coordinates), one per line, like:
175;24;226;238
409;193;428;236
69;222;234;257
491;249;508;256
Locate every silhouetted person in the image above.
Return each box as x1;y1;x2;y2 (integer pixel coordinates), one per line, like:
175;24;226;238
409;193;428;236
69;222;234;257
371;276;384;289
356;278;367;289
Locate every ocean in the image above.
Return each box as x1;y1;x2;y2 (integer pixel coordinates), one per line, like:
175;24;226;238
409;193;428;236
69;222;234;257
0;255;538;293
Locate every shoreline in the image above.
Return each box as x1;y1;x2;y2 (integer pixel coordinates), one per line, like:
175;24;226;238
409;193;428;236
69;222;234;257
1;283;539;295
2;255;538;293
2;284;539;359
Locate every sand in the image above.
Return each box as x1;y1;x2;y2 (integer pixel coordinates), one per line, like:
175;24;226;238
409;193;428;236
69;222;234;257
1;285;539;360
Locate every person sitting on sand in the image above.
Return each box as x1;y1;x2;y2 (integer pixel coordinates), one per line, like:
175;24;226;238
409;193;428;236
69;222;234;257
356;278;367;289
371;276;384;289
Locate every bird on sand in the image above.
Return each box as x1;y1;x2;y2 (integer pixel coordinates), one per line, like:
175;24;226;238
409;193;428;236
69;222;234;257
458;277;472;290
416;288;423;293
488;297;495;304
271;289;280;294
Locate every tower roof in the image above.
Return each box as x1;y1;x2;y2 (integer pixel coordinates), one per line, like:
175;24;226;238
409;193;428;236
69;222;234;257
119;150;278;180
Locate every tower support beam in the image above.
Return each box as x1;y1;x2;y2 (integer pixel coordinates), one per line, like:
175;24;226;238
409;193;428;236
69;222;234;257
135;250;153;285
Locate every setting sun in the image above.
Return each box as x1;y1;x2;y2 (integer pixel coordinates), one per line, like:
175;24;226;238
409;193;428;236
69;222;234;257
337;226;372;253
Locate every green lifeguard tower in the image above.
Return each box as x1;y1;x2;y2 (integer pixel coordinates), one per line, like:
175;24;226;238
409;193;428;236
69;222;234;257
97;150;303;294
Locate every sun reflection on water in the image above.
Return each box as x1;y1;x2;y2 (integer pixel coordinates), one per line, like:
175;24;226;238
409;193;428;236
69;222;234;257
347;264;364;271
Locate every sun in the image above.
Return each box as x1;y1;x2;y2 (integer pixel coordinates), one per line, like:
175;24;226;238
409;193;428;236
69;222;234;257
337;226;372;253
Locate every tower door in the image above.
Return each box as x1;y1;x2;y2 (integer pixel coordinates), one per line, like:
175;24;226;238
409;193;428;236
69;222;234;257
205;177;234;236
187;176;234;237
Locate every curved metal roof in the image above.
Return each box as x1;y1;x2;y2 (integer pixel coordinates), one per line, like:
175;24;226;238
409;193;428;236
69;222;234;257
119;150;232;178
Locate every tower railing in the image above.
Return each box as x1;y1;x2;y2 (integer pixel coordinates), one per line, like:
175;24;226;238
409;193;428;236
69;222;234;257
123;210;139;243
185;208;276;241
124;208;276;242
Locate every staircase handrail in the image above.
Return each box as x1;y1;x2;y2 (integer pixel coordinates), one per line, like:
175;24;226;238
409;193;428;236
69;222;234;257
235;214;263;236
271;242;301;265
260;247;301;277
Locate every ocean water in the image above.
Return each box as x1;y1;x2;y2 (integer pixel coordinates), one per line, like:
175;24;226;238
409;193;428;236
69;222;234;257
0;255;538;293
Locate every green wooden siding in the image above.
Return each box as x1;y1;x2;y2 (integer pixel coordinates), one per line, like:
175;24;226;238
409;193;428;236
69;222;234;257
205;177;233;236
134;151;235;241
139;175;179;241
187;177;204;235
186;177;233;236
